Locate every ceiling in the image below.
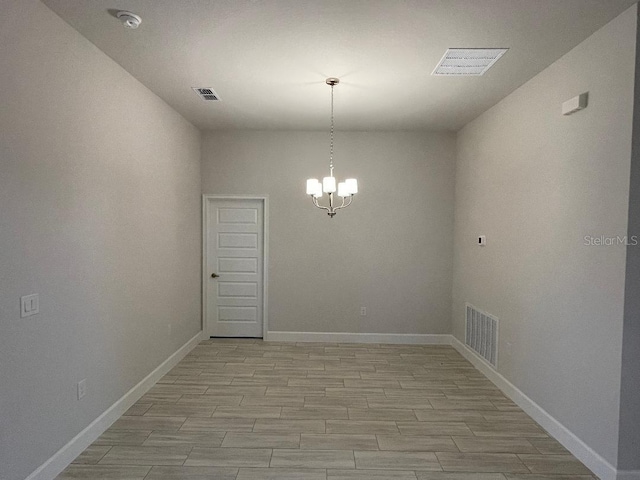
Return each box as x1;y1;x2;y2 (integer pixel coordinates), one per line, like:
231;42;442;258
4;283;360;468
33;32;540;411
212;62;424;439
42;0;636;131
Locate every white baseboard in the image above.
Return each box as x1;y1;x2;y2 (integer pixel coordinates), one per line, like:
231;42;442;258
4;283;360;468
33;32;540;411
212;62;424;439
265;331;452;344
617;471;640;480
450;336;618;480
25;331;204;480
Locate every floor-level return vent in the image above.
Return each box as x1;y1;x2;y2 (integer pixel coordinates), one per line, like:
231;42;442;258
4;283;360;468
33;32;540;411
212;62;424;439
465;303;499;368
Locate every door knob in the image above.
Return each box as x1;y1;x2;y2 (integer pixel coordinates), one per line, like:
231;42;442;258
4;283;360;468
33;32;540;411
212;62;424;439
211;273;220;278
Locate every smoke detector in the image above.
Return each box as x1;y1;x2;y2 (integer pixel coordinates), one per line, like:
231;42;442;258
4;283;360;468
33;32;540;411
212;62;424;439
117;11;142;29
432;48;508;76
192;88;221;101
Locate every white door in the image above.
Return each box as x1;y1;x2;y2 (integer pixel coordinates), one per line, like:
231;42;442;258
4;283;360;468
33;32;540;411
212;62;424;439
205;198;265;337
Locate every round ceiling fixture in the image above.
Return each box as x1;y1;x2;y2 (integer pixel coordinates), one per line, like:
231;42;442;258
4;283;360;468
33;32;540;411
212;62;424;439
116;11;142;29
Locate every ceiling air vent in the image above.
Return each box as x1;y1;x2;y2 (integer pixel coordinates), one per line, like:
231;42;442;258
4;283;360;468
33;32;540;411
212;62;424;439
192;87;221;101
432;48;508;76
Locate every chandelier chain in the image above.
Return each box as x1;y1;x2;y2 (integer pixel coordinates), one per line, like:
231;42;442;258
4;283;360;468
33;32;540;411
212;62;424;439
329;84;334;173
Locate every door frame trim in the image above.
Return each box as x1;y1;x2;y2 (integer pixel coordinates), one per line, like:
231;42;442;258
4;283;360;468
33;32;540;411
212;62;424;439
202;194;269;339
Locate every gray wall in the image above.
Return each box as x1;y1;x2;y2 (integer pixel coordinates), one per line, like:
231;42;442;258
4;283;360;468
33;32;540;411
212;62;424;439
452;5;636;467
618;5;640;471
0;2;202;479
201;131;456;335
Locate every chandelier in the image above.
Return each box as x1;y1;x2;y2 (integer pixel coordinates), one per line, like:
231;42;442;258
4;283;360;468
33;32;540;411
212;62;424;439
306;78;358;218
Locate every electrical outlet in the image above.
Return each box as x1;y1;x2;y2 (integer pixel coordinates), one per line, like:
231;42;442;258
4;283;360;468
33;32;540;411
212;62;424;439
360;307;367;316
20;294;39;318
77;379;87;400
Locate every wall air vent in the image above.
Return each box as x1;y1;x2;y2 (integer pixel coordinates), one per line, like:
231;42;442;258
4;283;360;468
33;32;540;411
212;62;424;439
465;303;499;368
192;87;221;101
433;48;508;76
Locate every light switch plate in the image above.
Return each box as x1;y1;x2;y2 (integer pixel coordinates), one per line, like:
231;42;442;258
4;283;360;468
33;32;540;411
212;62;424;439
20;294;39;318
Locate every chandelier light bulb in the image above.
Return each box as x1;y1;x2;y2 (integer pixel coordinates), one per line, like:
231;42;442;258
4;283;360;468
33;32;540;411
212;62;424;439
306;179;319;195
323;176;336;193
345;178;358;194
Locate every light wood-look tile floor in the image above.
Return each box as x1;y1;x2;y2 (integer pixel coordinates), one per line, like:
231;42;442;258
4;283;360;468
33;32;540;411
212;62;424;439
56;339;597;480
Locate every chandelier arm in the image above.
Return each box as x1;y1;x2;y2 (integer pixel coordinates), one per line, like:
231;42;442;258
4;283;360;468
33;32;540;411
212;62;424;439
311;196;331;213
333;195;353;211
